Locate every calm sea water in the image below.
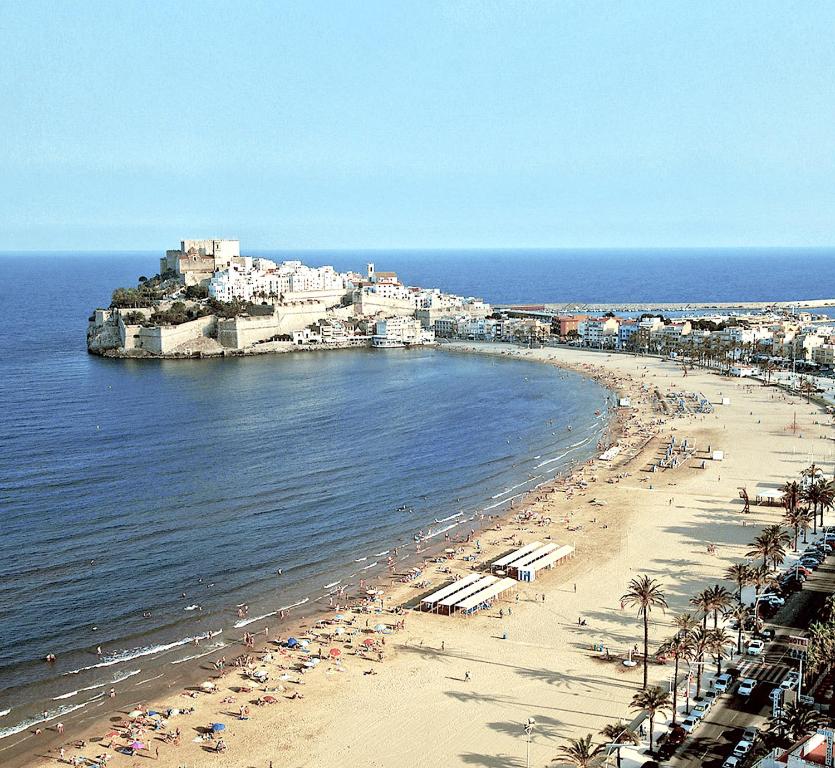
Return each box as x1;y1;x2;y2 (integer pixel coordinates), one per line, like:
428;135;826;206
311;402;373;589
0;247;829;742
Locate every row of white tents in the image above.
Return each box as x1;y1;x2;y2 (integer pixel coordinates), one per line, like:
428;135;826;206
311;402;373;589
419;541;575;616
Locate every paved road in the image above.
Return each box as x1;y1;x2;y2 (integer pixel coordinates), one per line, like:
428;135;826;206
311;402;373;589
672;553;835;768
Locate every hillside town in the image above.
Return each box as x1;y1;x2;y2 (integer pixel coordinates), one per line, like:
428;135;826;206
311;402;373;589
87;239;487;356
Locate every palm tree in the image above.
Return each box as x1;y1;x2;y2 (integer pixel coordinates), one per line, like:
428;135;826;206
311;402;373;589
705;628;735;675
689;589;712;630
783;506;804;551
816;479;835;528
748;525;790;571
728;604;751;653
782;480;800;517
704;584;734;629
621;575;668;689
656;634;693;725
806;621;835;677
802;480;822;534
798;507;814;545
630;686;671;756
767;701;825;745
688;627;710;698
672;612;700;637
555;734;601;767
724;563;752;604
598;722;639;768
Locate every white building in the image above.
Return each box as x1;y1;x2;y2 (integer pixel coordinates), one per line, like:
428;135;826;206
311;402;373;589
209;260;349;302
373;316;435;347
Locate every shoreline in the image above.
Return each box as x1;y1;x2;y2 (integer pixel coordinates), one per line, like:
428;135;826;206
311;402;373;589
2;345;618;768
11;343;831;768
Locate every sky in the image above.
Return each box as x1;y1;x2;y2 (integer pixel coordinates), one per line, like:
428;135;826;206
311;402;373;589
1;1;834;251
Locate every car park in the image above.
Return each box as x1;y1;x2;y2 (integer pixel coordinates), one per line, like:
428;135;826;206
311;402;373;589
747;639;765;655
733;740;753;757
714;673;733;692
738;678;757;696
681;716;699;734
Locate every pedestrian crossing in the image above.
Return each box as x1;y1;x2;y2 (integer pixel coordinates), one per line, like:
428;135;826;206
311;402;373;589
735;657;797;686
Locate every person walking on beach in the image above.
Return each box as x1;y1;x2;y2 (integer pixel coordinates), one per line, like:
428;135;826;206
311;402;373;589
57;722;64;734
464;670;471;682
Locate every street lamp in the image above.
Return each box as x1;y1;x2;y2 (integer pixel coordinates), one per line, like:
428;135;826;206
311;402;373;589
524;717;536;768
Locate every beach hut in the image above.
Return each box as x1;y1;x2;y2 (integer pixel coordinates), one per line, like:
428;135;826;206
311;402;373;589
419;572;483;612
490;542;542;573
516;544;575;582
454;578;517;616
436;575;498;615
506;543;558;579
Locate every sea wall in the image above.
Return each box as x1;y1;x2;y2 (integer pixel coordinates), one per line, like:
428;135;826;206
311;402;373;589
354;294;415;317
217;303;354;348
116;313;216;354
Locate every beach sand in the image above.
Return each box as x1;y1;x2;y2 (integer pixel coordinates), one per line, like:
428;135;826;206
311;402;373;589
23;344;833;768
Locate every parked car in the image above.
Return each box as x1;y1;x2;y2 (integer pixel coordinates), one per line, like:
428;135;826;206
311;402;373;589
691;702;710;720
765;595;786;607
723;756;740;768
742;726;759;743
738;678;757;696
714;673;733;692
755;628;775;641
681;716;700;734
733;740;753;757
781;672;800;690
704;690;719;705
747;639;765;655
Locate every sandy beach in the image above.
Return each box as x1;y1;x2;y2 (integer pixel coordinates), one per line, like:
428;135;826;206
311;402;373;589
22;343;833;768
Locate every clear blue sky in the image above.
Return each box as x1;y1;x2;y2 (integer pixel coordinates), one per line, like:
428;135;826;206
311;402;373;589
2;1;834;250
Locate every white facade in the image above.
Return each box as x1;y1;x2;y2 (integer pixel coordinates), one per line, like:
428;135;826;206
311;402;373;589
373;316;435;346
209;260;349;302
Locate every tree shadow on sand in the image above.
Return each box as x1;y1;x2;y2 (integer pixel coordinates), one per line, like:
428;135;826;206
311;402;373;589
459;752;526;767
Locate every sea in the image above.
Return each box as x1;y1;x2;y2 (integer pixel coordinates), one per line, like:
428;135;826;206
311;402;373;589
0;247;833;748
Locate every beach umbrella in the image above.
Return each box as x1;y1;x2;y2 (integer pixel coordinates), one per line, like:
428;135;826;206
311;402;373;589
130;741;145;750
362;638;375;647
262;695;277;703
334;614;345;621
286;637;298;648
333;626;345;635
329;648;341;657
374;624;387;633
211;723;225;732
299;639;309;647
128;710;143;719
200;681;216;691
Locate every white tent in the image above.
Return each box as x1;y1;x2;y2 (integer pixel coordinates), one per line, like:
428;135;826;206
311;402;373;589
419;573;483;612
506;543;558;577
517;544;575;582
455;578;517;615
437;576;498;615
491;542;542;572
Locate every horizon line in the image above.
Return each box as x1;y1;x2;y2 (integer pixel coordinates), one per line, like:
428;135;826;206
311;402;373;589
2;244;835;255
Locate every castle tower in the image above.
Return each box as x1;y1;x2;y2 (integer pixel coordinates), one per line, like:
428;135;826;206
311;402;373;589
367;262;375;281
